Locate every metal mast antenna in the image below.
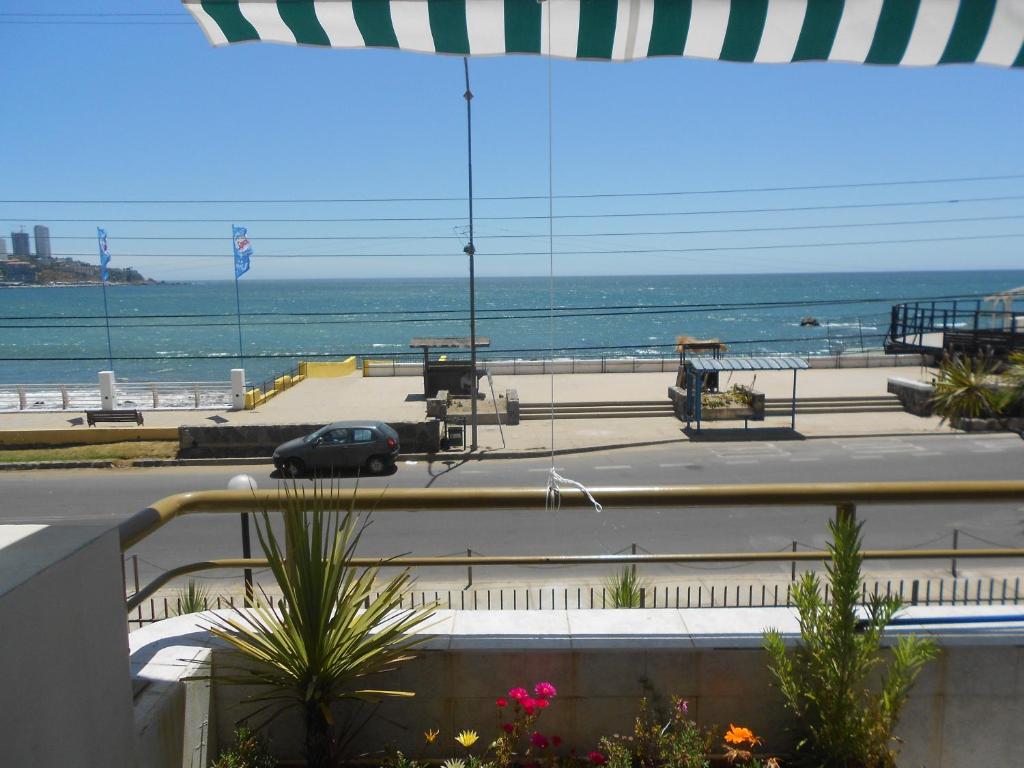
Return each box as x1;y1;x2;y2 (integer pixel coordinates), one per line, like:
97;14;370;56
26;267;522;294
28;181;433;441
463;56;479;451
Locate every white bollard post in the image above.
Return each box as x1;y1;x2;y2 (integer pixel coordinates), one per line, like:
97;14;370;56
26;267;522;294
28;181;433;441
98;371;116;411
230;369;246;411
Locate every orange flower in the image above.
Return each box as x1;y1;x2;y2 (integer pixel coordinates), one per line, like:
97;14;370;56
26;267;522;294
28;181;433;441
724;724;761;747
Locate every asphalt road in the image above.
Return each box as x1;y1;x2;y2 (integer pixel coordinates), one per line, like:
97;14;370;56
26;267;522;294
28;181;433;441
3;432;1023;590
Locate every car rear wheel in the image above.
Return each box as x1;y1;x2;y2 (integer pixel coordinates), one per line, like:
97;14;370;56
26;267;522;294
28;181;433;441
284;457;306;478
365;455;388;475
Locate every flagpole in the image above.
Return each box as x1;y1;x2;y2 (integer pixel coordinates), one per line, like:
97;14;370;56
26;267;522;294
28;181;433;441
101;278;114;372
463;56;478;452
234;259;245;369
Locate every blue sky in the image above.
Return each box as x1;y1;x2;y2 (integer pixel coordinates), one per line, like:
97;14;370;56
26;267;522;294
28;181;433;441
2;1;1022;280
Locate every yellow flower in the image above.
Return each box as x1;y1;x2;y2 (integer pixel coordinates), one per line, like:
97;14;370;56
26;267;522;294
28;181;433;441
443;760;466;768
424;729;440;744
455;730;479;748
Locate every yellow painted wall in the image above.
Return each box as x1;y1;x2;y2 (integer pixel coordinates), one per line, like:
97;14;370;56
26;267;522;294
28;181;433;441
302;357;357;378
0;427;178;448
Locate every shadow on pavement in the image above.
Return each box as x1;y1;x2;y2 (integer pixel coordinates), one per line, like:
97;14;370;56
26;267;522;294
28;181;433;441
682;427;807;442
269;463;399;480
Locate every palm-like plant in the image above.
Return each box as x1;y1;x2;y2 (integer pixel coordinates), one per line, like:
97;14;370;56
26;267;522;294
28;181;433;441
604;566;648;608
174;578;210;615
930;354;1002;423
764;516;937;767
208;484;436;768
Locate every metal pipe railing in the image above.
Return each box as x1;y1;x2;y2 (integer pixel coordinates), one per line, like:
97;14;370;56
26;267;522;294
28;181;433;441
120;481;1024;614
118;481;1024;552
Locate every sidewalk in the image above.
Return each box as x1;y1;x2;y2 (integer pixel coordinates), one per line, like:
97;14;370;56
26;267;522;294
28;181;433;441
0;366;955;457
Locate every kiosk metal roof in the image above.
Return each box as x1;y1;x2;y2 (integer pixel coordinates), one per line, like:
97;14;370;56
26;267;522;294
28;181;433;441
685;356;809;372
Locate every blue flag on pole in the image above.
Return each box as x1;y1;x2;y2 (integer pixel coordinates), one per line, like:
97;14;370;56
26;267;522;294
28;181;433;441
97;228;111;281
232;225;253;279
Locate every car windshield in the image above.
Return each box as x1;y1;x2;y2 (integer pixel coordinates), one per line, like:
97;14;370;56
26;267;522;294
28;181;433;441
304;427;331;443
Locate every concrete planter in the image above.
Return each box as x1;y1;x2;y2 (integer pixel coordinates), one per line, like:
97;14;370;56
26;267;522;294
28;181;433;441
701;391;766;422
951;416;1024;432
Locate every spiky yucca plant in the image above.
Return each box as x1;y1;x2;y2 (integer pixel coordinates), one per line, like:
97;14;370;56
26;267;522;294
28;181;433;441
604;566;648;608
209;484;436;768
930;354;1002;423
764;516;938;768
174;578;211;615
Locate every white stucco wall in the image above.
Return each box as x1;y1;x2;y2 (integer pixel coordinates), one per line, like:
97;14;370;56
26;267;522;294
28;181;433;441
0;524;135;767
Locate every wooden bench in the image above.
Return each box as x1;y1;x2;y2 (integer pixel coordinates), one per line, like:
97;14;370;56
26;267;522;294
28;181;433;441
86;409;144;427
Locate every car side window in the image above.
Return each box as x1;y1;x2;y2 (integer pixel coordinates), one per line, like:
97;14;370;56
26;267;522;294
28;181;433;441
322;429;349;445
352;428;374;443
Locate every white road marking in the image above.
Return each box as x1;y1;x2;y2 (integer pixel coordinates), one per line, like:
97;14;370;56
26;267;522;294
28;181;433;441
528;467;564;473
723;459;758;465
460;469;486;474
658;463;689;467
849;455;883;460
790;457;821;462
595;465;631;470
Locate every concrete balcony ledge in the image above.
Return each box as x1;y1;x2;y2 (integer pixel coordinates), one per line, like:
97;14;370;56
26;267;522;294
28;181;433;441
129;605;1024;685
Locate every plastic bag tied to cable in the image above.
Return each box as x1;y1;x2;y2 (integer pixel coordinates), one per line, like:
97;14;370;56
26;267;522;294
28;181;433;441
545;468;602;513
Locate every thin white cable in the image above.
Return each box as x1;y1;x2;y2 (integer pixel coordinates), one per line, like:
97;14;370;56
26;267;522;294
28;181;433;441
541;1;601;517
546;469;603;514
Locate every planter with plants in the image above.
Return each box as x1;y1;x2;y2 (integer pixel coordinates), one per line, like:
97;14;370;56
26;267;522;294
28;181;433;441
700;385;765;421
930;352;1024;431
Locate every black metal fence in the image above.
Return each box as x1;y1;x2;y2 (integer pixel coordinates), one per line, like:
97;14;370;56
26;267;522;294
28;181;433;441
127;575;1023;629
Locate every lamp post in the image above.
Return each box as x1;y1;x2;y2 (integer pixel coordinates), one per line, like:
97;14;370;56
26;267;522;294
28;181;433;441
463;57;478;451
227;473;257;605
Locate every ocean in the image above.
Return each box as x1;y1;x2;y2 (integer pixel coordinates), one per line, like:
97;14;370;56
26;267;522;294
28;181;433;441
1;270;1022;386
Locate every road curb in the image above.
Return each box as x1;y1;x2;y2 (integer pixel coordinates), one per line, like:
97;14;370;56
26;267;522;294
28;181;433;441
0;460;115;471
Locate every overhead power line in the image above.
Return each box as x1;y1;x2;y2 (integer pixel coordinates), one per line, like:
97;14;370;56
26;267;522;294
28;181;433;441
0;332;885;363
0;291;988;323
2;172;1022;204
43;231;1024;260
0;292;990;327
5;193;1022;224
37;214;1024;241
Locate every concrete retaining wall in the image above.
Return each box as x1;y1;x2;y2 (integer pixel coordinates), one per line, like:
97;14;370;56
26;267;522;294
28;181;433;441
888;376;935;416
178;420;440;458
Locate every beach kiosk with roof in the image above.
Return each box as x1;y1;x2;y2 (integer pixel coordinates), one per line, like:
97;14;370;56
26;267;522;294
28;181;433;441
681;356;809;432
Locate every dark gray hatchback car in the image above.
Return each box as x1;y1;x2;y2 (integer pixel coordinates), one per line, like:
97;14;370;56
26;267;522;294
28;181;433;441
273;421;400;476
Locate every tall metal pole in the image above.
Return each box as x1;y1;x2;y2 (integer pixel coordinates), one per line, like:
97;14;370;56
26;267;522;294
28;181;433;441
100;279;114;372
234;273;245;369
463;56;478;451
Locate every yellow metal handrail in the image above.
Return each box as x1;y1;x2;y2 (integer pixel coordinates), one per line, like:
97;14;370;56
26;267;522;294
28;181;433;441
119;481;1024;614
118;481;1024;550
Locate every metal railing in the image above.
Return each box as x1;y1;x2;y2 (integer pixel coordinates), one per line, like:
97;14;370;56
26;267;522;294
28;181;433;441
887;300;1024;353
120;481;1024;615
246;363;302;408
0;381;233;412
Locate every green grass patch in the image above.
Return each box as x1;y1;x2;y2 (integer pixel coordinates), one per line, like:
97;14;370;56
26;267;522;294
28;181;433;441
0;441;178;464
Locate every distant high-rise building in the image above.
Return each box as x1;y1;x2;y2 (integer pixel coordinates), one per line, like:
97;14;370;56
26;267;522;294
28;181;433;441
33;225;51;259
0;236;7;258
11;231;30;258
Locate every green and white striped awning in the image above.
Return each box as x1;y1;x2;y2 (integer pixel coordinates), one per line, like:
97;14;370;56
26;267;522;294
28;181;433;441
184;0;1024;67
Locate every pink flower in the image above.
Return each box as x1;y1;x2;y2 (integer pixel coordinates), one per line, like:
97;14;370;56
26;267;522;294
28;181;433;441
522;700;536;715
496;697;508;708
534;682;557;698
588;752;607;766
533;698;549;709
530;732;549;749
677;700;689;715
502;723;514;734
508;687;529;701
